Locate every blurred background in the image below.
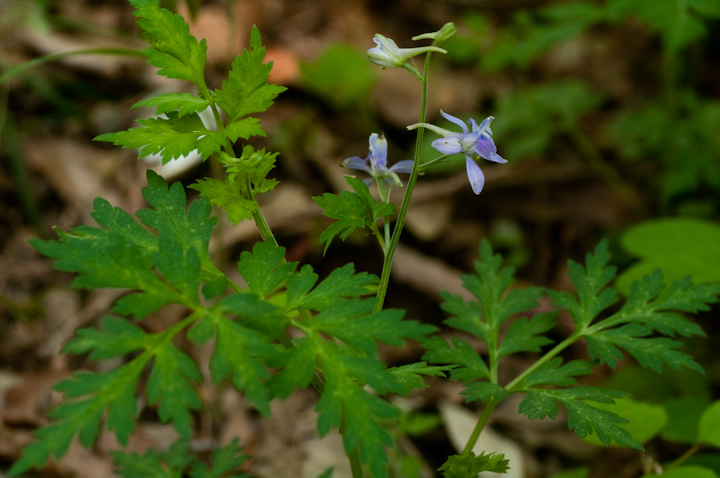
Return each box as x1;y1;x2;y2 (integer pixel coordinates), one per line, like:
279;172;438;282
1;0;719;477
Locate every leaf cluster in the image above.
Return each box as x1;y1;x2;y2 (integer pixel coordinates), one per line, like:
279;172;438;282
313;175;396;253
112;438;249;478
423;239;719;452
16;172;437;478
438;451;510;477
607;91;720;200
95;0;286;214
190;146;280;224
451;0;719;72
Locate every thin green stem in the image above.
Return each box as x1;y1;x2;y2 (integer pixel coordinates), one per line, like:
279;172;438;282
664;442;701;472
505;334;580;392
419;153;451;171
0;47;145;85
374;54;432;312
462;398;499;455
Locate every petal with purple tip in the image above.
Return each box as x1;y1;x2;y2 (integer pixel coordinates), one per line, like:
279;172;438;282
474;138;506;163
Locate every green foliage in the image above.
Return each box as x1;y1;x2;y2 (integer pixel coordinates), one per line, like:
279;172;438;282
422;239;544;402
492;80;604;160
96;111;225;163
438;451;510;477
133;92;210;117
17;169;439;477
214;26;287;123
617;218;720;294
423;239;719;456
111;438;249;478
130;0;207;86
607;93;720;201
549;469;589;478
699;401;720;448
479;2;606;71
97;1;284;172
300;44;377;109
662;397;710;444
607;0;720;53
451;0;719;71
313;175;396;253
643;466;720;478
30;169;224;317
189;147;280;224
520;387;641;448
388;362;453;397
581;397;668;446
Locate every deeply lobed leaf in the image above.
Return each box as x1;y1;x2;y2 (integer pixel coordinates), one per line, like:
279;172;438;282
438;451;510;477
519;387;641;448
214;25;287;123
130;0;207;86
313;175;396;254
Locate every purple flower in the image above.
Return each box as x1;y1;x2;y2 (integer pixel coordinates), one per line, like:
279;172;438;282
342;133;414;187
408;110;507;195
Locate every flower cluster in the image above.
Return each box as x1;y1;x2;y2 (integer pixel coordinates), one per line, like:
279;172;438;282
348;25;506;197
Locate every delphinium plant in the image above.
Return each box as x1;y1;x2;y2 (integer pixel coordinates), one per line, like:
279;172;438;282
10;1;720;477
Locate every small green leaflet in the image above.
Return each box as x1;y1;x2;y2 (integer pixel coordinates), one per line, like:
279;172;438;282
551;240;716;373
30;170;225;318
388;362;453;397
111;438;250;478
133;92;210;117
314;344;400;478
422;336;490;382
456;240;543;332
313;175;396;254
497;312;556;357
8;322;202;476
190;176;258;224
548;240;619;329
438;451;510;477
189;147;280;225
585;324;703;373
518;358;593;388
215;26;287;123
518;387;641;449
100;3;284;168
95;112;224;164
228;238;435;478
130;0;207;87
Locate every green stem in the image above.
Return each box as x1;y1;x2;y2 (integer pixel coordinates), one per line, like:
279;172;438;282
664;442;701;473
505;334;580;392
462;398;499;455
252;205;278;246
373;55;432;312
0;47;145;85
419;153;451;171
